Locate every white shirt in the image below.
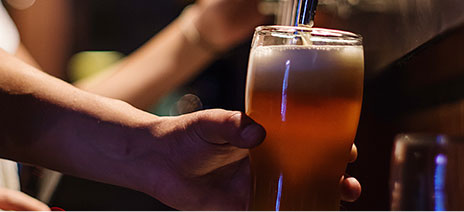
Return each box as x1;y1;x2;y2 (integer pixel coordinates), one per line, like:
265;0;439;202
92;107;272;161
0;1;19;54
0;1;21;191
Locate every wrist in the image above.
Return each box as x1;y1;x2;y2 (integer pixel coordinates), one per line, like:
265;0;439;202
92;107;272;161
79;116;166;195
126;117;184;204
44;97;165;195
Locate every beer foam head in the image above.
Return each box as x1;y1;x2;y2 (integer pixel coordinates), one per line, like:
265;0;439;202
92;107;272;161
250;45;363;73
247;45;364;98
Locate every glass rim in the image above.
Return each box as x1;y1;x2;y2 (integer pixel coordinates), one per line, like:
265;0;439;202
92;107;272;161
394;133;464;146
395;133;448;146
255;25;363;42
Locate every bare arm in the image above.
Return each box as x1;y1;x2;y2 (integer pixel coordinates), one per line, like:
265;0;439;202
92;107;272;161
0;48;268;210
10;0;266;109
74;6;215;109
74;0;267;109
0;48;161;193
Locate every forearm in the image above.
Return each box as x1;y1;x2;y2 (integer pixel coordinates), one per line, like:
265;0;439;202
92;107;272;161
75;6;216;109
0;49;160;193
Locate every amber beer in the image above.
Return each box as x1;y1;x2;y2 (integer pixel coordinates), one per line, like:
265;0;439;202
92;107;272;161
245;27;364;211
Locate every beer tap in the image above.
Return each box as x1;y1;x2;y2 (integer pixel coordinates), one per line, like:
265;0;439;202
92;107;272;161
291;0;318;27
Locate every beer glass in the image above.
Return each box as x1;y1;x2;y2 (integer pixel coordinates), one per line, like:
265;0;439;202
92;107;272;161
245;26;364;210
390;134;464;211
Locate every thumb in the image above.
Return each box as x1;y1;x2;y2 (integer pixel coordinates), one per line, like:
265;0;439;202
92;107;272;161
185;109;266;148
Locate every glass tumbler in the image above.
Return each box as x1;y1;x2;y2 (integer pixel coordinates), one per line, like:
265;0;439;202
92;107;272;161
390;134;464;211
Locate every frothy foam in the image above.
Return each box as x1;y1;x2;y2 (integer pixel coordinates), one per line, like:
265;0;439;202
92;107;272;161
246;45;364;98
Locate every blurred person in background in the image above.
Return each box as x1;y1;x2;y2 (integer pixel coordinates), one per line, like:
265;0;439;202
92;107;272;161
3;0;361;210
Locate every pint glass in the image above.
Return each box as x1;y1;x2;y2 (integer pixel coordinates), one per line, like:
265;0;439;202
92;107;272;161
245;26;364;210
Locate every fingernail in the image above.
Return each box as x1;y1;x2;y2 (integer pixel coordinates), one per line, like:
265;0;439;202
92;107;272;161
341;177;361;202
241;124;265;146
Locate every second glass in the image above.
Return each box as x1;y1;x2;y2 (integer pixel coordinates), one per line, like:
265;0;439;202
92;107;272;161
245;26;364;210
390;134;464;211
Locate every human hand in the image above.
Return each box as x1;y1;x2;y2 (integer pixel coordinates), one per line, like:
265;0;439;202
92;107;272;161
145;109;361;210
0;187;50;211
145;109;265;210
191;0;269;51
341;144;361;202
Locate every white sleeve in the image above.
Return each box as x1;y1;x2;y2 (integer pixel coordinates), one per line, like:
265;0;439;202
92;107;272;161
0;159;20;190
0;2;20;54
